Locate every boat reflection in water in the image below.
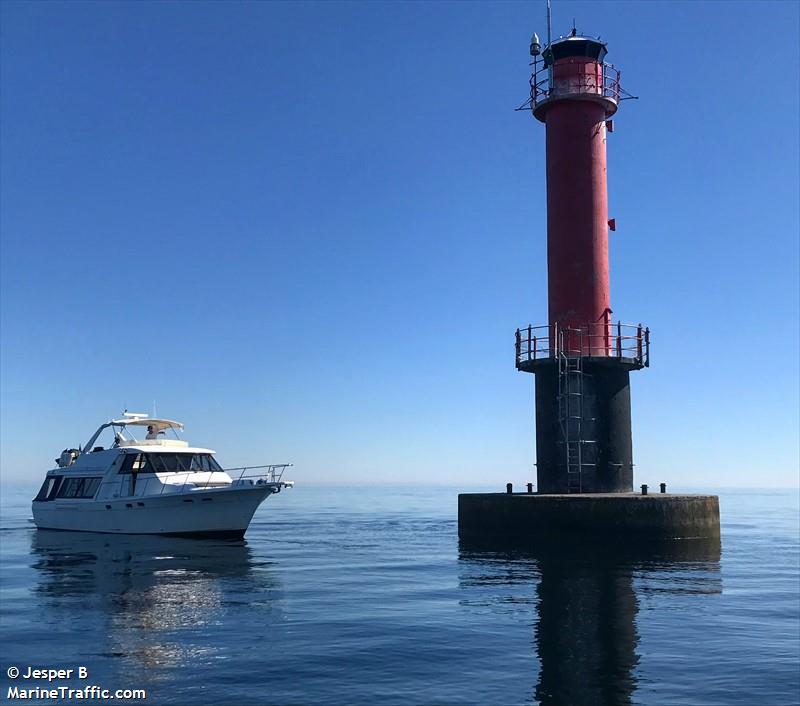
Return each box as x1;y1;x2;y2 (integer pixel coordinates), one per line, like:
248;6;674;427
30;530;280;672
458;535;721;706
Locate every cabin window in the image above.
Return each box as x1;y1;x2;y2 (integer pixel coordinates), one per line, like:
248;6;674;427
139;453;222;473
57;478;81;498
48;477;63;499
119;452;222;474
55;477;101;499
35;478;51;501
193;454;223;472
148;453;190;473
82;477;101;497
35;476;61;501
119;453;152;474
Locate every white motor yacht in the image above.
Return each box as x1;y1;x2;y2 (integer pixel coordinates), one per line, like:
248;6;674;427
31;413;293;538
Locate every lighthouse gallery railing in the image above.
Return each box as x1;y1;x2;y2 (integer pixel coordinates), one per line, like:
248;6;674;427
529;58;622;107
515;322;650;368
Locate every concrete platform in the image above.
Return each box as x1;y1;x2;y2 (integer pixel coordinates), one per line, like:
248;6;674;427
458;492;720;540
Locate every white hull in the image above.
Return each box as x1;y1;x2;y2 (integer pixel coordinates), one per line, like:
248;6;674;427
32;486;277;538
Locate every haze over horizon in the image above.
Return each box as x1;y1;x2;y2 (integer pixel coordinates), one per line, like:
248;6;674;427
2;0;798;491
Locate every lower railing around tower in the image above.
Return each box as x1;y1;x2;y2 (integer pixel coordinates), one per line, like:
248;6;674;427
515;322;650;369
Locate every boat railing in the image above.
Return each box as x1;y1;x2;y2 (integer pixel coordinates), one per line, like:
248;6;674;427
95;464;293;499
224;464;292;487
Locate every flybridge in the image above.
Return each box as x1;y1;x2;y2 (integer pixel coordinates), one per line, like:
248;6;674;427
79;414;187;459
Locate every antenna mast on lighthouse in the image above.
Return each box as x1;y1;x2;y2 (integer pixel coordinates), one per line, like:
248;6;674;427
546;0;552;46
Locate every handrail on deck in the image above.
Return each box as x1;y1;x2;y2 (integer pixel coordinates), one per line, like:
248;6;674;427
95;463;293;500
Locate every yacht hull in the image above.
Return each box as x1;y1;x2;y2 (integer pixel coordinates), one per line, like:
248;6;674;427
32;486;276;537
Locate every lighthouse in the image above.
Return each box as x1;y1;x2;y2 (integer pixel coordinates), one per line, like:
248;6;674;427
457;25;720;541
514;30;647;494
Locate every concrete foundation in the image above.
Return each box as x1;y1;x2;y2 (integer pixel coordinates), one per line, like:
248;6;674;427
458;492;720;540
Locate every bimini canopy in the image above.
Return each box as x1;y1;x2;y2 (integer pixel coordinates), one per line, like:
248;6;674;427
110;417;184;432
81;415;185;454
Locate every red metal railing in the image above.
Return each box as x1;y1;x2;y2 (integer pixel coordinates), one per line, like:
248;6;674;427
515;322;650;367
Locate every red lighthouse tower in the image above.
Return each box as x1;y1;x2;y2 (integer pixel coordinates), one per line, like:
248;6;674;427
457;23;719;543
515;29;650;494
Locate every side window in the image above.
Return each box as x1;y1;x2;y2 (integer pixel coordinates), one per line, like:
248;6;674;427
124;454;199;474
151;454;190;472
47;477;63;500
192;454;222;472
81;478;101;498
148;454;168;473
119;454;153;473
54;477;101;498
35;478;57;501
57;478;79;498
136;455;153;473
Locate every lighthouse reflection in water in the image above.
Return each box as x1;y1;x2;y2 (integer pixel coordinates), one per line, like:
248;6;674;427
458;536;722;706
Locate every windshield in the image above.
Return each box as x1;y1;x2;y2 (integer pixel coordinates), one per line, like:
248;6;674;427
119;453;223;474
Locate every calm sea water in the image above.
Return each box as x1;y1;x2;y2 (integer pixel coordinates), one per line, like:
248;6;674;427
1;485;798;705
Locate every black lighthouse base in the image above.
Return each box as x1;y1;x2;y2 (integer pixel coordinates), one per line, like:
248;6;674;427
520;356;639;493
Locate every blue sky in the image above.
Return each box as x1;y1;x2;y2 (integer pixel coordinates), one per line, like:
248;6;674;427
1;0;798;490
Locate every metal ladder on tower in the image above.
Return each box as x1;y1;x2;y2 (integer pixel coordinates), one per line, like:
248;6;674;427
557;328;589;493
